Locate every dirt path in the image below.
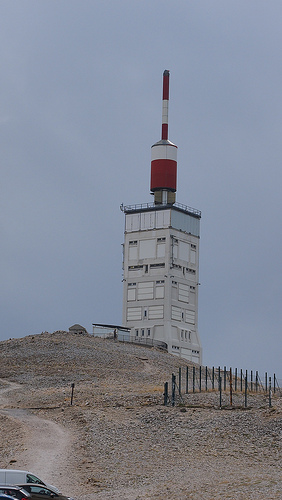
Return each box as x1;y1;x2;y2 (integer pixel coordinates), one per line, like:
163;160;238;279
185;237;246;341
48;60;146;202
0;379;73;493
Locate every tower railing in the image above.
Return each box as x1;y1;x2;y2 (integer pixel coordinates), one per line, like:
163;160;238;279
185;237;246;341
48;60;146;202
121;201;201;217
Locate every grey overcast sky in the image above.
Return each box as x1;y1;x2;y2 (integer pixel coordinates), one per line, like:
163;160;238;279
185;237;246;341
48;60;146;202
1;1;281;379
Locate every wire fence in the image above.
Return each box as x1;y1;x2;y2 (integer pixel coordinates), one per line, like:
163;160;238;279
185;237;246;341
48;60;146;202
93;330;168;350
164;365;281;409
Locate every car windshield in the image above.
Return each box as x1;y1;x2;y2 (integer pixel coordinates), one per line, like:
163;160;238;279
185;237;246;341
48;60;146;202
26;475;44;485
28;486;56;497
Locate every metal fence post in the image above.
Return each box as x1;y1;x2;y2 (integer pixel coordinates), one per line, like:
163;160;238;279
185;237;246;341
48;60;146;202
212;366;215;390
199;366;202;392
256;371;258;392
70;383;75;406
186;366;189;394
240;369;243;392
205;366;208;392
269;377;272;408
179;367;182;397
273;374;276;394
265;372;268;392
164;382;168;406
172;373;176;407
235;368;237;392
219;375;222;409
218;366;221;392
224;366;226;391
244;376;248;408
230;367;233;406
251;370;253;392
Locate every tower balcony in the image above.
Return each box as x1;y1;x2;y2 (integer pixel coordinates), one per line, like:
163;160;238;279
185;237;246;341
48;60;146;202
121;201;201;219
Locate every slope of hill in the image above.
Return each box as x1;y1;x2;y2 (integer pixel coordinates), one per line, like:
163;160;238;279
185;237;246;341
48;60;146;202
0;332;281;500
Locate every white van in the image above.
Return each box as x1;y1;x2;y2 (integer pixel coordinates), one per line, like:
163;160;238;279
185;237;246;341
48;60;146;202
0;470;58;492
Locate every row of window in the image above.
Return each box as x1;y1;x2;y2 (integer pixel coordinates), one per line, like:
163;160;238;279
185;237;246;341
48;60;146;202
172;346;200;356
128;263;165;273
127;305;164;321
128;263;196;278
128;239;166;260
135;328;151;337
172;306;195;324
171;264;196;275
126;305;195;324
128;280;165;285
127;281;164;302
129;238;197;248
129;237;166;245
134;328;196;344
180;329;191;342
171;237;197;264
127;281;196;304
128;237;197;263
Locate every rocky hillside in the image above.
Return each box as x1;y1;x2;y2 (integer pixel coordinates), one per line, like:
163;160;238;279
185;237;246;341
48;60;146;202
0;332;281;500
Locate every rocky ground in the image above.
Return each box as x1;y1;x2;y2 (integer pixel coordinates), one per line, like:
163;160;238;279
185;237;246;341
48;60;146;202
0;331;281;500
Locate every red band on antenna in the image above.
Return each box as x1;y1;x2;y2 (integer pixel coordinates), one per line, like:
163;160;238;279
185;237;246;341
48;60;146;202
162;70;170;101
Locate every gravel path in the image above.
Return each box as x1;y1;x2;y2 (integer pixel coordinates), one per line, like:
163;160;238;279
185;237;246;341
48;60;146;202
0;379;74;493
1;408;70;483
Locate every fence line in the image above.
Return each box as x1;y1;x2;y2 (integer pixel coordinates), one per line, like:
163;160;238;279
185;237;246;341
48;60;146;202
93;331;168;351
164;365;281;408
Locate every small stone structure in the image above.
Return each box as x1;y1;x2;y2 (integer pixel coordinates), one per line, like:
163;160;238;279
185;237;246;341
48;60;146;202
69;324;88;335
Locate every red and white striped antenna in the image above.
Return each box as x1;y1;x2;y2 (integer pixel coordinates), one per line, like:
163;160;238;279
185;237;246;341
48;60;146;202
161;69;170;140
150;70;177;205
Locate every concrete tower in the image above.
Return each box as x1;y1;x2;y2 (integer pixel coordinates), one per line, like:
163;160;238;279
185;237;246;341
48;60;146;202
121;71;202;363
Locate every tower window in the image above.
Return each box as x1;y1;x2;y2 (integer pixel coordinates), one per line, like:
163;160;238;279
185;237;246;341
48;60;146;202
179;283;189;303
186;268;196;274
171;306;182;321
138;282;153;300
155;284;165;299
127;307;142;321
150;263;165;269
